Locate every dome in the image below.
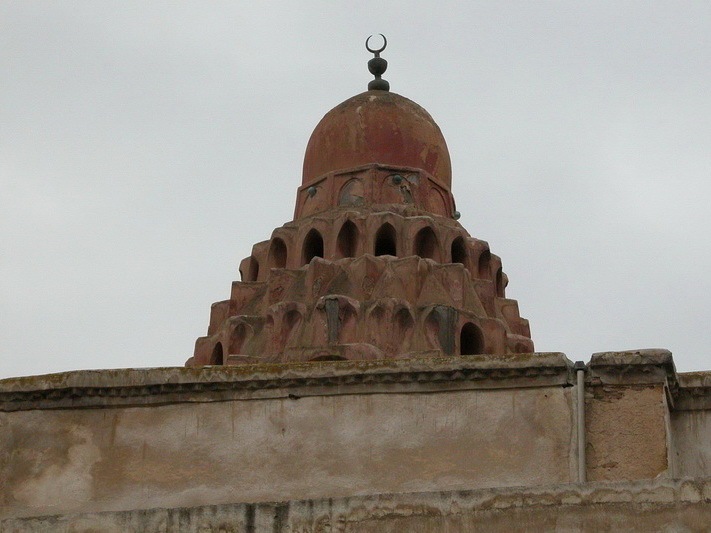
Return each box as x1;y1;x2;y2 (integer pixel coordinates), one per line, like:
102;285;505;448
302;91;452;188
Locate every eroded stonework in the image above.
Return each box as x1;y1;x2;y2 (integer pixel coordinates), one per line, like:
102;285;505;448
188;90;533;367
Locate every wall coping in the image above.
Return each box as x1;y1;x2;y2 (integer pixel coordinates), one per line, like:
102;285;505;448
2;349;709;412
0;353;572;411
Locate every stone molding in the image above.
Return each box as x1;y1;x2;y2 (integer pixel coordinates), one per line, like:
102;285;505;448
675;371;711;410
587;349;680;408
3;350;708;412
0;353;571;411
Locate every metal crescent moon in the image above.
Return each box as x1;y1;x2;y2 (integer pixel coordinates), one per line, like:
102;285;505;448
365;34;387;54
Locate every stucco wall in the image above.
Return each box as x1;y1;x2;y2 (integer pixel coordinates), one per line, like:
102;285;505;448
672;410;711;478
6;351;711;523
586;384;670;481
4;479;711;532
0;380;575;519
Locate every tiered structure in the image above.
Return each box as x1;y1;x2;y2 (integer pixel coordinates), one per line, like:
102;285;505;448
188;37;533;367
5;36;711;532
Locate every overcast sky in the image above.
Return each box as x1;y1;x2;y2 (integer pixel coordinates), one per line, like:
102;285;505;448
2;2;710;379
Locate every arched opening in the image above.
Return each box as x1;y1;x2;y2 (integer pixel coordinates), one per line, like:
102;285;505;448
246;256;259;282
478;249;491;279
302;229;324;264
451;236;468;265
392;307;414;354
495;267;505;297
210;342;224;365
460;323;484;355
374;223;397;257
268;238;287;269
414;226;440;260
229;323;249;354
336;220;358;259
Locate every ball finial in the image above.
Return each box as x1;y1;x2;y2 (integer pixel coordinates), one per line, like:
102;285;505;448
365;34;389;91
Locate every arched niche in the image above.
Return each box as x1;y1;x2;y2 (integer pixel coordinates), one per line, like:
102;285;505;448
451;236;468;266
414;226;440;261
338;178;365;206
229;323;251;355
477;249;491;279
210;342;224;365
392;307;415;354
336;220;359;259
302;229;324;264
374;223;397;257
460;322;485;355
244;256;259;282
268;238;287;269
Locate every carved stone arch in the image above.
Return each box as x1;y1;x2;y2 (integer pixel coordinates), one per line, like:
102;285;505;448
460;322;485;355
246;256;259;282
302;228;324;264
414;225;441;261
336;219;359;259
374;222;397;257
268;237;288;269
366;301;387;323
210;342;224;365
427;186;448;216
392;304;415;355
477;248;491;279
338;178;365;207
365;301;389;349
229;321;254;355
451;235;468;267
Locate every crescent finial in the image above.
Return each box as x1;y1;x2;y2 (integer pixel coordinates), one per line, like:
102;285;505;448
365;34;387;56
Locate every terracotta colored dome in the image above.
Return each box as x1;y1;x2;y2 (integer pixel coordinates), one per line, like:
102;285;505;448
302;91;452;188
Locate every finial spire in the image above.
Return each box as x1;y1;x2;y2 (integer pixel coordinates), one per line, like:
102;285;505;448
366;34;389;91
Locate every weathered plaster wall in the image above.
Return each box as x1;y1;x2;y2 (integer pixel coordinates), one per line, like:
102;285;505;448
672;410;711;478
4;479;711;532
0;385;575;519
6;351;711;525
586;384;670;481
671;371;711;479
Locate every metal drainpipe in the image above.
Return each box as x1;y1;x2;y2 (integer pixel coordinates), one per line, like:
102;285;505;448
574;360;587;483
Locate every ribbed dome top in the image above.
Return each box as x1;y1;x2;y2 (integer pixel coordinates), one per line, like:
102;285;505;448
302;91;452;188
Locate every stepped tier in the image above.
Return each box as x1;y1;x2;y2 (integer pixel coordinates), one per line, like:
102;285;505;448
189;86;535;366
187;203;532;366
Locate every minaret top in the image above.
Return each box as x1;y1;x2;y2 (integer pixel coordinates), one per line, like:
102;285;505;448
301;36;452;188
366;34;389;91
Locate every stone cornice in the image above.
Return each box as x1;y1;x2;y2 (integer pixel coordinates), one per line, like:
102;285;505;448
0;353;573;411
587;349;679;407
674;371;711;410
588;349;677;385
2;350;705;412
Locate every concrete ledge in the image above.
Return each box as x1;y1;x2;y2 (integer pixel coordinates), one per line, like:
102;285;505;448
3;478;711;532
0;353;573;411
